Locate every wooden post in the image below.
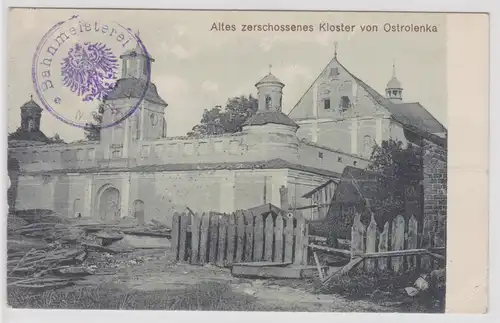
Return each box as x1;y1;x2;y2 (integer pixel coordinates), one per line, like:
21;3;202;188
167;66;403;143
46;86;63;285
190;213;201;265
235;211;245;262
226;213;237;265
351;213;365;258
253;214;264;261
391;215;405;273
244;211;255;262
264;214;274;261
208;214;219;264
171;212;180;261
378;222;389;271
313;251;324;280
302;221;309;265
179;213;188;262
274;214;284;262
217;215;228;266
199;213;210;264
365;215;377;272
280;185;289;211
407;215;418;270
294;214;306;265
284;215;294;263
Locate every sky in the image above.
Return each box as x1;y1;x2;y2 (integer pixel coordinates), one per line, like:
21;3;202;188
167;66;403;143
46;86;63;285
8;9;447;142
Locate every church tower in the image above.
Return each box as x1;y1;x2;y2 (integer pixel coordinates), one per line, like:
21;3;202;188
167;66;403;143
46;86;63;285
120;31;154;80
385;61;403;103
100;32;168;161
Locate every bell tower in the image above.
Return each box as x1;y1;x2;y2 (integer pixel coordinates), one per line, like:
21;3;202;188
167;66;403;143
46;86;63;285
120;31;154;80
256;65;284;112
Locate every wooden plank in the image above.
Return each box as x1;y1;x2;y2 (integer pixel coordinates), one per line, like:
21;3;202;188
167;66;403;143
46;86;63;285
235;211;245;262
284;216;294;263
171;212;180;260
378;222;389;271
217;215;228;266
226;212;237;265
190;213;201;264
320;257;364;289
313;251;324;280
391;215;405;273
231;264;322;279
365;215;377;272
178;213;188;262
199;213;210;264
253;213;264;261
361;248;429;258
231;261;292;267
244;211;255;262
264;214;274;261
208;214;219;264
407;215;418;270
274;215;284;263
427;252;446;261
351;213;365;257
308;244;352;257
294;215;305;265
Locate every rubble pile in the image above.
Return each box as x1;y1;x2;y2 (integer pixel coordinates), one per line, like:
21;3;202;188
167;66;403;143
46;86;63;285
7;210;173;290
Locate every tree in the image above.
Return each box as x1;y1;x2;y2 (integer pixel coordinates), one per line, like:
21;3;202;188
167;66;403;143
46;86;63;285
366;139;422;222
84;103;104;141
187;95;258;137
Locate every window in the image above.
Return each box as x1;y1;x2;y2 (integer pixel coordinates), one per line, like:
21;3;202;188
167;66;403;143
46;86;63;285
318;152;324;159
265;95;272;109
112;150;121;158
337;157;342;163
353;161;358;166
324;99;331;110
329;67;339;78
340;96;351;112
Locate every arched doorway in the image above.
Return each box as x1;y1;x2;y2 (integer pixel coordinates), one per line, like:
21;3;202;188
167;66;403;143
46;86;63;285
98;186;120;222
134;200;145;225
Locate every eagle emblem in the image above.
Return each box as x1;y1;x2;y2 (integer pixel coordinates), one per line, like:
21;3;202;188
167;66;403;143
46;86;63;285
61;42;119;102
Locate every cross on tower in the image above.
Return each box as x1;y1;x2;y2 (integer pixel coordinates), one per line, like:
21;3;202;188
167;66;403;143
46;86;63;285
334;41;339;58
268;64;272;74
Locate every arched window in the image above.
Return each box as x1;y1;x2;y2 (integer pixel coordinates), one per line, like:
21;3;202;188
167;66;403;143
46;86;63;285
133;199;145;225
265;95;272;110
27;119;35;131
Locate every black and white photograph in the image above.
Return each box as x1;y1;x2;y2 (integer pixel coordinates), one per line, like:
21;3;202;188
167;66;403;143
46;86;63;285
6;7;483;314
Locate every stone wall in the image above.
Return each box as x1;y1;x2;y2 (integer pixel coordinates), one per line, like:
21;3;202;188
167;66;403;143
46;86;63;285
422;136;447;248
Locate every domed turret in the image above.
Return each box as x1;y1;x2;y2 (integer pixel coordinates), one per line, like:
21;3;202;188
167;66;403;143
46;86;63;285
385;61;403;103
20;95;43;132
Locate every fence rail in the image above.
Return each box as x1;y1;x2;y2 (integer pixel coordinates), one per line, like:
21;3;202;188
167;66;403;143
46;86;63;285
171;210;309;266
350;213;441;273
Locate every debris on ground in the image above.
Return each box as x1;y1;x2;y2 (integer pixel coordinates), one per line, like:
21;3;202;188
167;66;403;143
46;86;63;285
7;210;173;290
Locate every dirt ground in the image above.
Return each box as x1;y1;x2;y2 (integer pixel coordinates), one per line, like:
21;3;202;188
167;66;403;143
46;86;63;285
65;248;400;312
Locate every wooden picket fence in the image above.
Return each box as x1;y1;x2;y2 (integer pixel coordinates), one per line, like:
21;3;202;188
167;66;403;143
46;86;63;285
171;210;309;266
351;213;435;273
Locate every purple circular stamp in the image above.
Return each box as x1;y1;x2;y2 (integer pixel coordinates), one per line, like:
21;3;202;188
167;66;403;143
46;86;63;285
32;16;151;129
